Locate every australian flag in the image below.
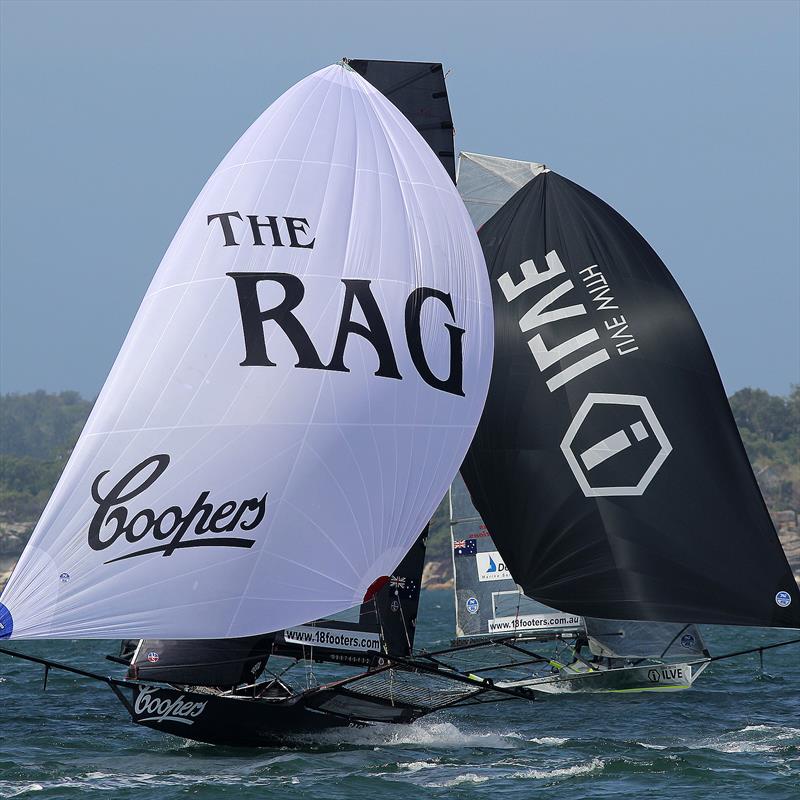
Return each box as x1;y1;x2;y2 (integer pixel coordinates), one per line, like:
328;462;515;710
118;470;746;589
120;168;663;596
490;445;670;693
389;574;419;600
453;538;478;556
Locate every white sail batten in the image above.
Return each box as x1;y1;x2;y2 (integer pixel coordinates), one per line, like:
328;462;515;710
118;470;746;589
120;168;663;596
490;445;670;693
0;65;492;639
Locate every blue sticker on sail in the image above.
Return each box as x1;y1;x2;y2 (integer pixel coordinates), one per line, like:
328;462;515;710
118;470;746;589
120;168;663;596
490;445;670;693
680;634;696;648
466;597;479;614
775;591;792;608
0;603;12;639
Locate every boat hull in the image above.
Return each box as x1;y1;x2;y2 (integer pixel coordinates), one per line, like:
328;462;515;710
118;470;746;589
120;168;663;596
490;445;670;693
503;661;706;694
125;683;424;746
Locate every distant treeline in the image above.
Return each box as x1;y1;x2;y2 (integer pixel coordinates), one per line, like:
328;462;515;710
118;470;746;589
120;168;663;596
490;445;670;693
0;391;93;519
0;388;797;557
728;386;799;514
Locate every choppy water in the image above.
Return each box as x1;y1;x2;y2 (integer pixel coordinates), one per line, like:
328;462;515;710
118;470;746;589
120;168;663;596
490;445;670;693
1;589;799;798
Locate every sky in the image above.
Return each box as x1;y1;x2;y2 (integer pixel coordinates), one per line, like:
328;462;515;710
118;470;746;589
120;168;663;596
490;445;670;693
0;0;798;398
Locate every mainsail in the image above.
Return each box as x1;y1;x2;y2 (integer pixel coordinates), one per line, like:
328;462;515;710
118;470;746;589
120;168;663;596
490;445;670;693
0;66;493;640
584;618;707;660
448;481;582;639
457;152;546;229
458;155;800;628
125;635;274;689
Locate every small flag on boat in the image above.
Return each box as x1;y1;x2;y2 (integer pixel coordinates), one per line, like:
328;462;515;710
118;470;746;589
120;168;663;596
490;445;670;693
454;539;478;556
389;575;419;599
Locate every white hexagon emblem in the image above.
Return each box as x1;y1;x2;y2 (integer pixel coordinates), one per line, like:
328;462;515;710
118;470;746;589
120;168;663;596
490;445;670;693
560;393;672;497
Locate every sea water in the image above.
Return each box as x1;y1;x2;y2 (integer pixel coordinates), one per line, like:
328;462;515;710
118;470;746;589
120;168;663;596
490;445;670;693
1;589;798;799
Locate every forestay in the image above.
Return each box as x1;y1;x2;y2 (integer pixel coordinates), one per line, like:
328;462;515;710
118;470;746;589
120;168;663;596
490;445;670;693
0;65;492;640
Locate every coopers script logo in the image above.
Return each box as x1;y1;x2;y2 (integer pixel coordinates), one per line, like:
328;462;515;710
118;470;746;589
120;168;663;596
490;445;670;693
133;687;207;725
88;454;267;563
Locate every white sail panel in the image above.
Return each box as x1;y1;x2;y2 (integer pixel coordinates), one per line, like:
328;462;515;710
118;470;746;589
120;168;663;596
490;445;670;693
585;619;708;659
0;65;492;639
457;152;546;229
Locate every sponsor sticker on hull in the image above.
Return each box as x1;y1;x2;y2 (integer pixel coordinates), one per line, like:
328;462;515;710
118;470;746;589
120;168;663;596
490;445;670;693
283;625;381;652
646;665;691;685
487;613;583;634
133;687;208;725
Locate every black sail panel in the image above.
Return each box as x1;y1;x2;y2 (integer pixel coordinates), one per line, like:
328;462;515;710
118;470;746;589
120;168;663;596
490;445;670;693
128;635;274;687
347;59;456;183
461;170;800;628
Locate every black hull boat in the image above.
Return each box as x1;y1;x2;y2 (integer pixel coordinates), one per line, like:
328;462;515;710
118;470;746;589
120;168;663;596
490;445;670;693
0;644;535;747
126;682;424;746
128;685;356;747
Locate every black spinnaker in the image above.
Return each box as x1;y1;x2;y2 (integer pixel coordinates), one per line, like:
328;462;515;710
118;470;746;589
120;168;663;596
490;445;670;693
460;168;800;628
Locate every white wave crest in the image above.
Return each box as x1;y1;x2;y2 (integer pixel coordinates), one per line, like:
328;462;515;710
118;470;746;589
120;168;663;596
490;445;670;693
425;772;490;787
528;736;569;746
511;758;605;780
322;719;520;749
402;760;440;772
5;786;43;797
690;724;800;754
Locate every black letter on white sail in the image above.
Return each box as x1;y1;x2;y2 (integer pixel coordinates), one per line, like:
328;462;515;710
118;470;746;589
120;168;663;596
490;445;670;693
405;288;465;396
227;272;326;369
327;279;401;379
207;212;243;246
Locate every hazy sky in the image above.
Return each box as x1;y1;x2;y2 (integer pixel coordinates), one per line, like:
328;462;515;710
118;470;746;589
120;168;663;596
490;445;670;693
1;0;798;398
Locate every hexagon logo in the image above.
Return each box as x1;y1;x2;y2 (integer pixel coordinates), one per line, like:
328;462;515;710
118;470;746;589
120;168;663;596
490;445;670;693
560;393;672;497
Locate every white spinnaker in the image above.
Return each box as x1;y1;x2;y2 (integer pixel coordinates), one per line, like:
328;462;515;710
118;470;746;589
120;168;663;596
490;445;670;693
0;65;492;639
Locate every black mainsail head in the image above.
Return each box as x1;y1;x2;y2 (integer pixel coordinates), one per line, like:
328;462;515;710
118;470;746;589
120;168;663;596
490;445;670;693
459;163;800;628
